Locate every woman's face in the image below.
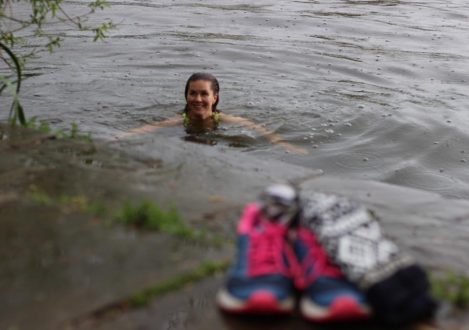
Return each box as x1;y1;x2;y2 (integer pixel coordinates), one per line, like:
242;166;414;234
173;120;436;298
186;80;218;119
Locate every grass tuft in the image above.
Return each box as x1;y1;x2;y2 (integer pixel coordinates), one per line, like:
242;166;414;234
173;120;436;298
114;200;202;240
431;271;469;309
26;190;211;244
128;260;230;308
26;118;93;141
70;260;231;326
27;186;108;217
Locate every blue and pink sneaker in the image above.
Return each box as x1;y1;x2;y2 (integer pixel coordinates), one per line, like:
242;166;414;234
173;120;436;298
294;227;371;322
216;202;300;314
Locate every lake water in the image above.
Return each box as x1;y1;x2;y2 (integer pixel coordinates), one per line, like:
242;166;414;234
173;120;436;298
3;0;469;199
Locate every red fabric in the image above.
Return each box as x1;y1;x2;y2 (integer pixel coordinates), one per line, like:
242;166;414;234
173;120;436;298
297;228;343;286
238;204;300;279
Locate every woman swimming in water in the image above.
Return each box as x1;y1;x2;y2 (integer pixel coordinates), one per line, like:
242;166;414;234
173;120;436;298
118;72;307;154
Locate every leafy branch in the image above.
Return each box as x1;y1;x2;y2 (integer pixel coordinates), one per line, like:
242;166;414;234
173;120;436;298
0;40;25;125
0;0;115;125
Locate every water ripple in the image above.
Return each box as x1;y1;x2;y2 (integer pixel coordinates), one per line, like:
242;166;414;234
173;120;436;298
7;0;469;198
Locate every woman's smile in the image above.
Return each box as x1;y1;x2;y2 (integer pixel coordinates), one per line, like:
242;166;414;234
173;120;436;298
186;80;218;120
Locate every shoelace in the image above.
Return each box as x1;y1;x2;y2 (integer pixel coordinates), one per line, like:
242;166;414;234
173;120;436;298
248;221;303;281
298;229;342;286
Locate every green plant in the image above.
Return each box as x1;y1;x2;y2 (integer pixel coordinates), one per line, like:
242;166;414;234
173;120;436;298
1;0;114;125
432;271;469;309
70;260;231;326
27;186;106;215
0;41;25;125
26;118;93;141
70;122;78;139
86;201;108;217
128;261;231;307
26;117;51;133
114;200;202;240
28;188;53;205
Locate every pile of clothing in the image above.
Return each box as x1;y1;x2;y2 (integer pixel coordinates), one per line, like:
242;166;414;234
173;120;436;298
216;184;437;325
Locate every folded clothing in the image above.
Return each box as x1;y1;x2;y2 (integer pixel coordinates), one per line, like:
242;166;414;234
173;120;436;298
300;192;437;325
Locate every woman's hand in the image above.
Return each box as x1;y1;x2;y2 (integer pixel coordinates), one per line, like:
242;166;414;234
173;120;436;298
110;117;183;141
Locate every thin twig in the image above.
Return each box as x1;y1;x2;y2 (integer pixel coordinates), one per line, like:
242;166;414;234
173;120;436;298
0;13;30;24
0;41;24;124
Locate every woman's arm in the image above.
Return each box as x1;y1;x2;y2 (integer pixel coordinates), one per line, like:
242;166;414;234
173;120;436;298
220;113;308;155
115;116;183;140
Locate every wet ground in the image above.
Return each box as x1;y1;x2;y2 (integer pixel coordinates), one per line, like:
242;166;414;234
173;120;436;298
1;124;469;329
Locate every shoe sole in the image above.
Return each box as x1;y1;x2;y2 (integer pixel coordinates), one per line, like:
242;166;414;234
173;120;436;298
301;296;371;323
217;289;294;315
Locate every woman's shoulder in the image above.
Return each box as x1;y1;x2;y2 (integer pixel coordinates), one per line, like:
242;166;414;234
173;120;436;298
220;113;251;124
156;115;184;127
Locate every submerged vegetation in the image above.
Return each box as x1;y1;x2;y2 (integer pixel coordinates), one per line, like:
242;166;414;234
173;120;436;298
0;0;114;125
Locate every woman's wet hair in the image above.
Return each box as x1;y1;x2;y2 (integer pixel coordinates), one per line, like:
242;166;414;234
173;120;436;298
184;72;220;113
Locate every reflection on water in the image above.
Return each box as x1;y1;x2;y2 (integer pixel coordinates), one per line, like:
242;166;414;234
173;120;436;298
3;0;469;198
184;134;218;146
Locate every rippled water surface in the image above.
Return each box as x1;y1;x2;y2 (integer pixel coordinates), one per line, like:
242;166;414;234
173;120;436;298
4;0;469;198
